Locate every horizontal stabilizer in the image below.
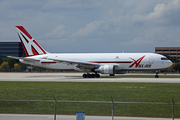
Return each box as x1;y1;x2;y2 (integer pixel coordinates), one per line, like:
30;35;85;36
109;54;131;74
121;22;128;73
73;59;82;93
8;56;40;62
7;56;23;59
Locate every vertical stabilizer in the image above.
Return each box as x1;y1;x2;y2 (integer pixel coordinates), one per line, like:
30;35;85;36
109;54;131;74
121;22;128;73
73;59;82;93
16;26;47;57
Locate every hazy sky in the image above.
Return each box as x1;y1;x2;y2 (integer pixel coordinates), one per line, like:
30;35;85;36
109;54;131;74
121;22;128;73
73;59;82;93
0;0;180;53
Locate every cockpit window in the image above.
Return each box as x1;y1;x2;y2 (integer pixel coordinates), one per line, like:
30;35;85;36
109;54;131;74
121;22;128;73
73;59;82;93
161;57;168;60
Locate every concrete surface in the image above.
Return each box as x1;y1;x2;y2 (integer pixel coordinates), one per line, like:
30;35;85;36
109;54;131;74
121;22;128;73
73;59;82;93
0;114;179;120
0;72;180;83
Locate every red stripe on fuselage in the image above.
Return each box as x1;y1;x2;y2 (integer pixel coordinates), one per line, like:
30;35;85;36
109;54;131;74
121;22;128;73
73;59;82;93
16;26;32;39
88;61;133;63
41;61;57;64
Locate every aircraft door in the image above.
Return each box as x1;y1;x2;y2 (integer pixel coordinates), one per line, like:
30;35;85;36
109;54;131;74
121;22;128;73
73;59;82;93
149;56;154;64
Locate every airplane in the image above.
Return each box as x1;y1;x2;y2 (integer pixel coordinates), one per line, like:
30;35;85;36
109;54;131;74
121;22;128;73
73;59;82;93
8;26;172;78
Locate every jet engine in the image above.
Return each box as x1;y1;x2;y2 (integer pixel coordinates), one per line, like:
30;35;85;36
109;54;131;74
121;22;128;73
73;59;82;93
95;65;115;74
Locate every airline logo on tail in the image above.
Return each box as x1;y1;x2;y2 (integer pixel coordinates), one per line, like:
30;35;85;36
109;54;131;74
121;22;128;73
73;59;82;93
16;26;47;57
129;55;145;68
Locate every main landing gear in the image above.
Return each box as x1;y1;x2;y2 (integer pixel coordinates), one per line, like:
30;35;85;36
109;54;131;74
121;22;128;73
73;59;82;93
82;73;100;78
155;71;159;78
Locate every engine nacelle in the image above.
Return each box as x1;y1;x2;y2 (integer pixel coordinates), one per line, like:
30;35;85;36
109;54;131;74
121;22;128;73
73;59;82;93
95;65;115;74
74;67;84;72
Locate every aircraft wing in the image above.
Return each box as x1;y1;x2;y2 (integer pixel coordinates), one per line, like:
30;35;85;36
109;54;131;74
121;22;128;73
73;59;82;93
8;56;100;70
46;58;100;69
8;56;40;62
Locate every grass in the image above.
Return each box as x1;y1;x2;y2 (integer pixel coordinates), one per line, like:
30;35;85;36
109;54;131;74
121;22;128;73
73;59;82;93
0;81;180;118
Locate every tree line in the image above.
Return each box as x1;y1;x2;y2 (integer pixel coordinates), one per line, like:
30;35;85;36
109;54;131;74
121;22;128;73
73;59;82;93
0;56;70;72
0;56;27;72
164;55;180;72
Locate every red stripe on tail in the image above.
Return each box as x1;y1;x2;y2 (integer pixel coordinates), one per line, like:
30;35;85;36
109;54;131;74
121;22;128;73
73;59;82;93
20;40;29;57
31;46;39;56
16;26;32;39
18;33;29;57
33;40;47;54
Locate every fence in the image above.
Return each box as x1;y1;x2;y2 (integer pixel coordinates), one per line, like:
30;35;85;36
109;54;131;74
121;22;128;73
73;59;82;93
0;97;180;120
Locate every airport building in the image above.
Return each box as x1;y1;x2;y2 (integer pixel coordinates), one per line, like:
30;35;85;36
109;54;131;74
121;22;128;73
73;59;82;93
0;42;24;59
155;47;180;59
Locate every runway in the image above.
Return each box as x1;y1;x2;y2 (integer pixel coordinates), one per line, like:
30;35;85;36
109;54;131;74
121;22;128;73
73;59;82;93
0;72;180;83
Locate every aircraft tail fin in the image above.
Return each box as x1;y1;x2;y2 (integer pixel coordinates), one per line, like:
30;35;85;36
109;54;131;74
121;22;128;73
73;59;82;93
16;26;48;57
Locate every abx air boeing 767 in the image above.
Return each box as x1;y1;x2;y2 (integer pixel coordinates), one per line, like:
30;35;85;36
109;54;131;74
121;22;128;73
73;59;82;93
8;26;172;78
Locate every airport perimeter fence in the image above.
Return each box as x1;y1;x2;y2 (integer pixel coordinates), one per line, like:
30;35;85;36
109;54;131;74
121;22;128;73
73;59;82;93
0;98;180;120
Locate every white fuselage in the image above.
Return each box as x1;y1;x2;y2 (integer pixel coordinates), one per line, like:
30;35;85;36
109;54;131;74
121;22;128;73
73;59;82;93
20;53;172;73
13;26;173;77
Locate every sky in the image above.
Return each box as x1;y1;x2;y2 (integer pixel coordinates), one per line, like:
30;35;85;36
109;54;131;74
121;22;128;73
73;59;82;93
0;0;180;53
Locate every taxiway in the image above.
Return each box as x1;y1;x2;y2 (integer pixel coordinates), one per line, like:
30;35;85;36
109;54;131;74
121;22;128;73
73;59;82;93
0;72;180;83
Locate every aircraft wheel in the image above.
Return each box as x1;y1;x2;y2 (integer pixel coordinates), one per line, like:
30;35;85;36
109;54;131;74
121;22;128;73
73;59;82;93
83;74;87;78
95;74;100;78
83;73;100;78
109;74;115;76
91;74;95;78
155;75;159;78
88;74;92;78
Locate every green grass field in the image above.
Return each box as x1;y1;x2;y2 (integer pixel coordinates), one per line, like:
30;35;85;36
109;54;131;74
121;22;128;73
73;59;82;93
0;81;180;118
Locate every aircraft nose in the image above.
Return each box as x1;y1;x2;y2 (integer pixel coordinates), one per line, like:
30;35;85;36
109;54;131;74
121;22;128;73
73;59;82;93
168;60;173;67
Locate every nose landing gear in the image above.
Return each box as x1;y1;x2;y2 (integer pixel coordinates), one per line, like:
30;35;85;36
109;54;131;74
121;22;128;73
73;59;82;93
155;71;159;78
